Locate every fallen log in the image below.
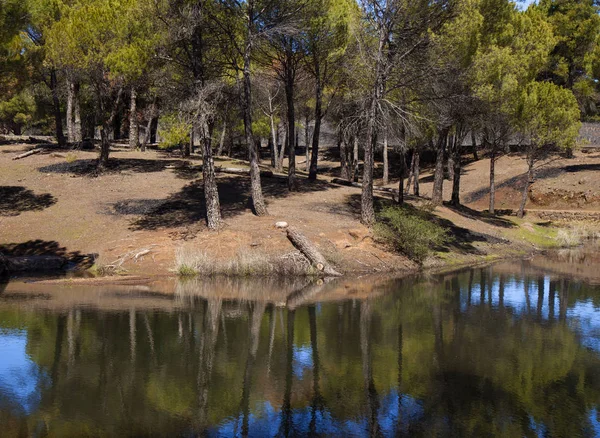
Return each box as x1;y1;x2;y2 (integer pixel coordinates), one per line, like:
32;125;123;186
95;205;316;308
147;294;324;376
13;148;42;160
286;226;342;277
215;166;274;177
331;178;398;194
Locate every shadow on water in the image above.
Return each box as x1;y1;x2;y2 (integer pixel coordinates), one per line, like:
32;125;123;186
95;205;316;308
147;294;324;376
0;186;56;216
0;251;600;436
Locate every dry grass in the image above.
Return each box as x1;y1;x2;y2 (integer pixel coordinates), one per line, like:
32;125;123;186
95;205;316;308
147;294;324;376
175;247;319;277
556;222;600;247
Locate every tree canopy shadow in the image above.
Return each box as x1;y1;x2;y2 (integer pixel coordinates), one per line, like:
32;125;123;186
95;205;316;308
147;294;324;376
463;160;596;204
0;186;57;216
109;175;342;235
343;194;508;256
443;203;516;229
38;157;199;179
0;240;95;269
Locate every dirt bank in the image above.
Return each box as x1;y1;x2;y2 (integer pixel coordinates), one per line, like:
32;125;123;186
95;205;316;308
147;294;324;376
0;141;596;280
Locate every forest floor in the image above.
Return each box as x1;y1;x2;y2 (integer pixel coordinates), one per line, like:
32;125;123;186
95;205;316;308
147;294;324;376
1;140;599;280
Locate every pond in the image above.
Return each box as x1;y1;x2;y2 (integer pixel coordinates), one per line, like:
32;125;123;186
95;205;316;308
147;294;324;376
1;249;600;437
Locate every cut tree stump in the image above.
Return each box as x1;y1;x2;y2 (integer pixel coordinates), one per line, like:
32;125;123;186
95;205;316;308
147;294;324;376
286;226;342;276
13;148;42;160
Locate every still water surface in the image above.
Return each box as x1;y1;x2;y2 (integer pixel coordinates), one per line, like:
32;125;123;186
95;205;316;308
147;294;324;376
1;250;600;437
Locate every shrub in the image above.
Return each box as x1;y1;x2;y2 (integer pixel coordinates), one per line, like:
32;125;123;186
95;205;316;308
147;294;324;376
158;115;190;150
374;205;449;263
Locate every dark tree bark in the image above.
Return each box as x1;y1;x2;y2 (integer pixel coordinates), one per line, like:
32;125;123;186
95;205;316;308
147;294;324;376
217;122;226;156
202;122;222;230
308;75;323;180
243;3;268;216
450;135;462;206
518;150;535;218
284;42;297;191
98;86;123;168
339;130;351;181
66;78;74;143
413;150;420;196
382;126;389;185
141;97;156;152
397;150;406;205
129;86;139;149
471;130;478;161
286;226;341;276
489;147;496;214
432;129;449;205
352;135;359;182
304;114;311;172
50;69;66;147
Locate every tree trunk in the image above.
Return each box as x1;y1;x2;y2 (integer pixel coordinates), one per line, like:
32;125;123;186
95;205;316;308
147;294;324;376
129;87;139;149
405;152;415;195
352;136;359;182
432;130;448;206
277;122;286;171
382;127;389;185
66;77;74;143
305;114;310;172
397;150;406;205
450;139;462;206
73;82;82;142
447;133;455;184
361;17;388;227
202;122;222;230
284;48;297;191
339;131;350;181
413;150;420;196
98;86;123;169
471;131;478;161
518;151;535;218
141;101;155;152
269;115;278;167
50;69;66;147
309;75;323;180
286;226;342;276
489;147;496;214
217;122;226;156
243;6;268;216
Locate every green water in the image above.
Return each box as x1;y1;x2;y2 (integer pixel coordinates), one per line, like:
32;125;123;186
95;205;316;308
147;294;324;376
1;252;600;437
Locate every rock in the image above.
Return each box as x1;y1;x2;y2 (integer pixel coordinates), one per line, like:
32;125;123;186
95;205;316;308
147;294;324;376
275;221;289;229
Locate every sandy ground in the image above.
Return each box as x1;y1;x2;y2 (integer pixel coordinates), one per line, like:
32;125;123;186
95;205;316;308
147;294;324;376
1;142;597;276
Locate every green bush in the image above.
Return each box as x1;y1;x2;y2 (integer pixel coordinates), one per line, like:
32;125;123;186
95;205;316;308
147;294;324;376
374;205;449;263
158;115;190;150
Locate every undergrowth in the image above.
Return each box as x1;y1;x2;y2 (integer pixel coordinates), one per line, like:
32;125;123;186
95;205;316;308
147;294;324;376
374;205;450;264
175;248;320;277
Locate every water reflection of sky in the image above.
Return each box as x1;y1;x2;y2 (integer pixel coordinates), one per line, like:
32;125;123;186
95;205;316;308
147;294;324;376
461;276;600;352
0;330;42;414
293;345;313;380
209;391;423;437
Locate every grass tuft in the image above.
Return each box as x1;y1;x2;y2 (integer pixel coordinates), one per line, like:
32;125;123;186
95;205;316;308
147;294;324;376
174;247;320;277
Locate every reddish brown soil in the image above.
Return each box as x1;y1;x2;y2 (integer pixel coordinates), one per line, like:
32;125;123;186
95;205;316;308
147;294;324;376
1;142;597;277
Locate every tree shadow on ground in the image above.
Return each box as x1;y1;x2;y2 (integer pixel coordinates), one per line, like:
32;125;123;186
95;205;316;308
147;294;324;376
0;186;57;216
38;158;198;179
108;175;341;236
443;203;516;229
462;159;596;204
344;194;508;256
0;240;95;269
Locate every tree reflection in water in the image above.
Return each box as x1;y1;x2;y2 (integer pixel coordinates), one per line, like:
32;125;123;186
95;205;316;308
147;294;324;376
0;257;600;436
